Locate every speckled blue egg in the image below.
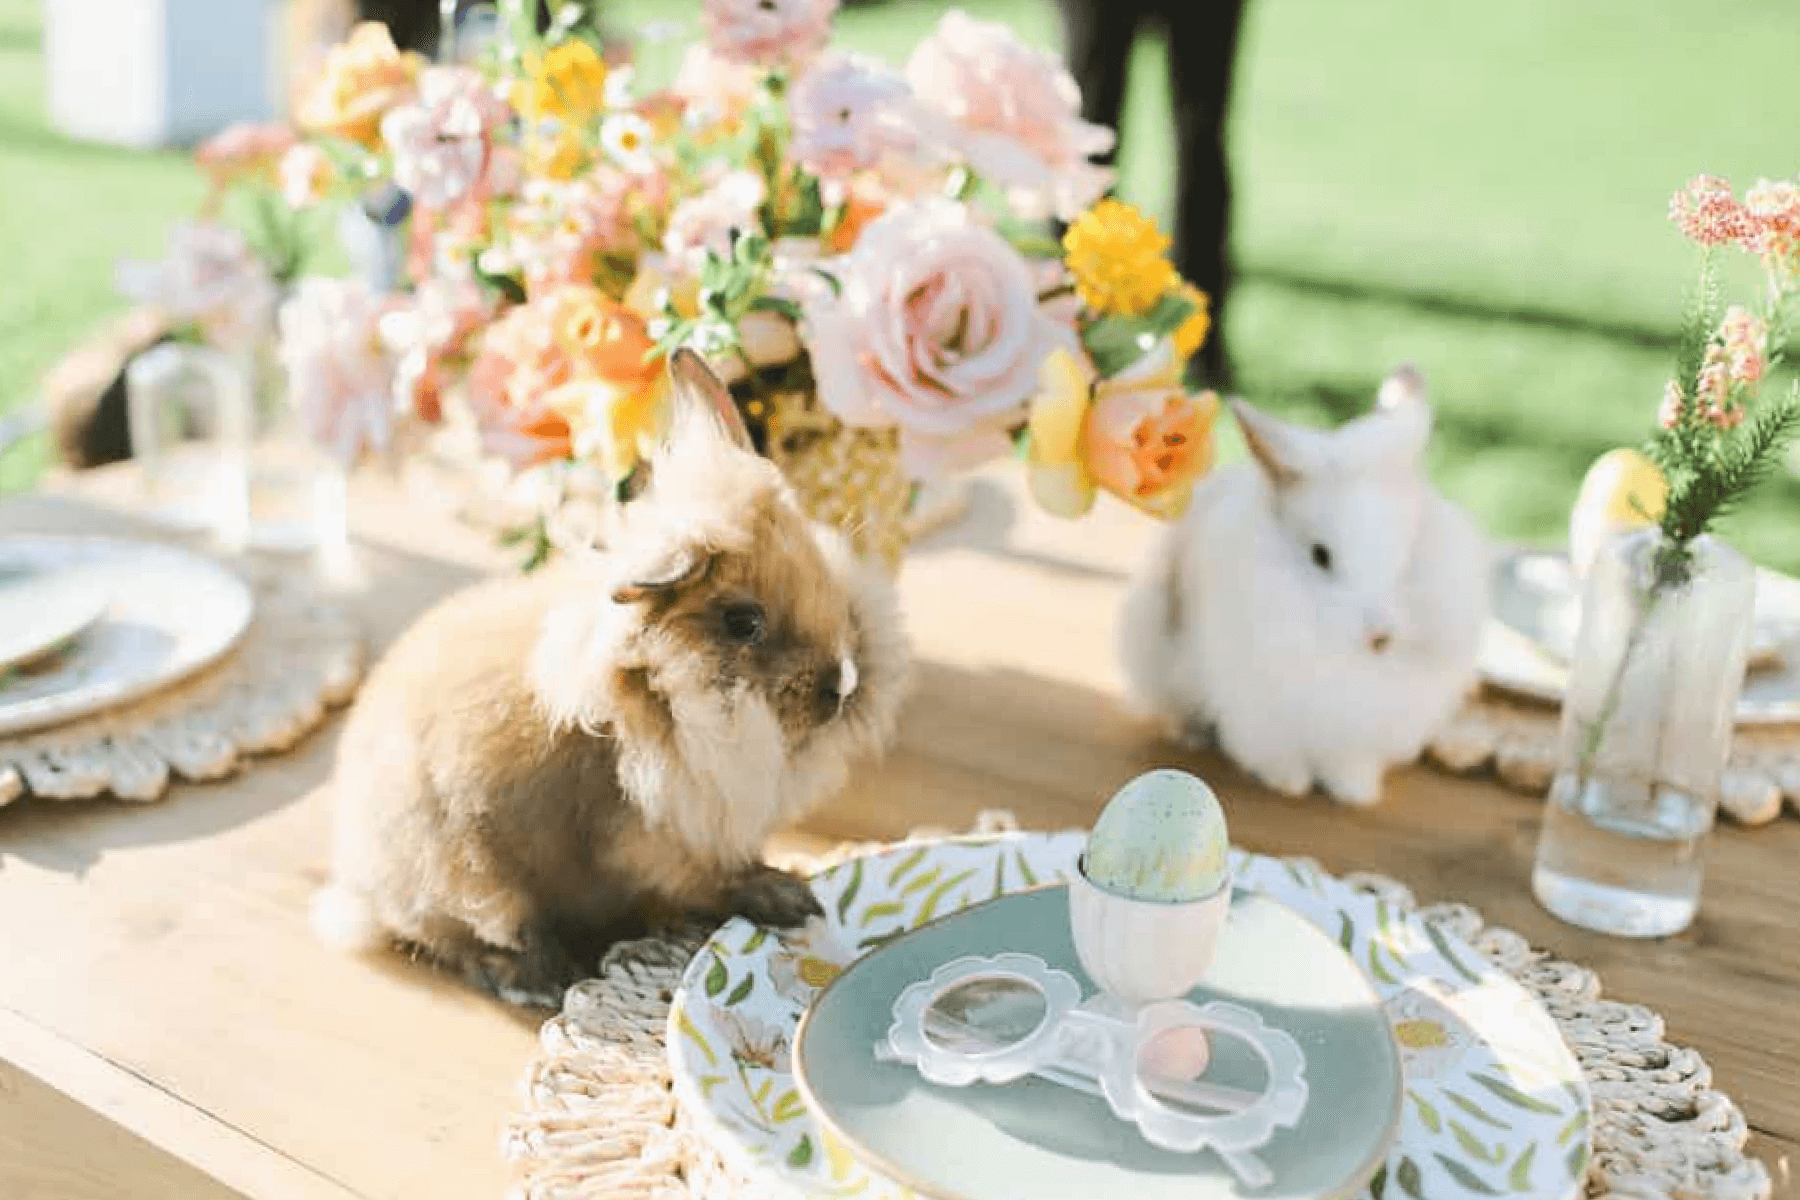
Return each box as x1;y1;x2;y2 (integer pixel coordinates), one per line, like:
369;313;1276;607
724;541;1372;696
1083;769;1230;901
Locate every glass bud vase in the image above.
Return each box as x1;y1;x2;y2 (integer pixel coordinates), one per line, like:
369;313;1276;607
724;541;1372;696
1532;528;1756;937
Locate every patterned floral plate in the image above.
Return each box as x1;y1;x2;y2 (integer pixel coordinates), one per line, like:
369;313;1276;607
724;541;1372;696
668;832;1592;1200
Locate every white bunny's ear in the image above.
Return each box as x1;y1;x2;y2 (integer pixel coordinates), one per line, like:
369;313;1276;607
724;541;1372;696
667;346;754;453
1373;364;1433;462
1376;363;1427;411
1230;399;1312;487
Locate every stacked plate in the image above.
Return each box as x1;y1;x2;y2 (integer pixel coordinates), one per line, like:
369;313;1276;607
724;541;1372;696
668;834;1591;1200
0;536;254;738
1480;547;1800;723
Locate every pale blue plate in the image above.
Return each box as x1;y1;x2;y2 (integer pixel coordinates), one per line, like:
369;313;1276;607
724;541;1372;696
794;886;1402;1200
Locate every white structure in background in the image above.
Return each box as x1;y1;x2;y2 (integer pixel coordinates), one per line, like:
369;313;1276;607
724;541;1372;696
45;0;283;147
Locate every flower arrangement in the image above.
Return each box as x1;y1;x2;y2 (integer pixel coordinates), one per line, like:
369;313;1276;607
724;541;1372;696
1569;172;1800;775
1650;174;1800;575
145;2;1223;566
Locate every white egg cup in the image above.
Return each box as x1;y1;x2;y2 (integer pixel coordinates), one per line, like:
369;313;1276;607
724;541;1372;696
1068;855;1234;1009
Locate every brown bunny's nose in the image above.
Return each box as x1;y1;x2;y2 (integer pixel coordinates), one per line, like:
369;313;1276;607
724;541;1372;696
816;656;858;719
1369;630;1393;654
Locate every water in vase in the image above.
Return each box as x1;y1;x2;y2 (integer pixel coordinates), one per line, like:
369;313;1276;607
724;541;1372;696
1532;769;1711;938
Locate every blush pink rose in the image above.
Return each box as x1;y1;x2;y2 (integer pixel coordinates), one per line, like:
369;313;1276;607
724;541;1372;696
379;65;513;210
801;198;1065;477
787;52;941;185
701;0;838;73
904;9;1114;220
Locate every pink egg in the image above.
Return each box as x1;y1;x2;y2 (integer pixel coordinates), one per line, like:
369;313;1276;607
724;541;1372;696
1141;1025;1211;1080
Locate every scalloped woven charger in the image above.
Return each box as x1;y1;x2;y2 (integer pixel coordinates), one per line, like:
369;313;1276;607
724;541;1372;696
502;815;1770;1200
0;549;365;806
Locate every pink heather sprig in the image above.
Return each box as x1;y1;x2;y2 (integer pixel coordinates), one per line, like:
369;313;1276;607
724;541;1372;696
1669;175;1754;247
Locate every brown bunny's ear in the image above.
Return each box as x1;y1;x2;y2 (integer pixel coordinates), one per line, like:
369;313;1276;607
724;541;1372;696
610;542;712;604
668;346;754;454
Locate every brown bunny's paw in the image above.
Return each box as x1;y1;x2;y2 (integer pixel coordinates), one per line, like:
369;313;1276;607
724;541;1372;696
460;925;590;1010
724;864;824;930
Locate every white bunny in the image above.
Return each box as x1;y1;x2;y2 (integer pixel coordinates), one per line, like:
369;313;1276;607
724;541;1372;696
1117;366;1492;806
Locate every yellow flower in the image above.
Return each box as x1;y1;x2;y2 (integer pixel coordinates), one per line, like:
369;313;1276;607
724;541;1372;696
1061;198;1179;317
622;263;701;322
1026;347;1100;518
526;125;588;181
1171;282;1212;362
296;21;424;145
516;39;608;121
1025;341;1218;520
1569;448;1668;575
546;375;670;480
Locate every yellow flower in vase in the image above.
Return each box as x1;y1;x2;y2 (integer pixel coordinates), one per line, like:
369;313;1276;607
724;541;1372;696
1026;342;1219;519
1061;198;1179;317
296;22;424;146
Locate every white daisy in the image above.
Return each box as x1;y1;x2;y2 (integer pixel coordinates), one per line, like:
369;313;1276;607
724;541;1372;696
600;113;656;174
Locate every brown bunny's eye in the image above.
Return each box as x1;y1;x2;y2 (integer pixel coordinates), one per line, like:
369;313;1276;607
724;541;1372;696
721;602;767;645
1311;543;1332;572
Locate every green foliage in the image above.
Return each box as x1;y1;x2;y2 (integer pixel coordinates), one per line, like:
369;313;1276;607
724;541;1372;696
648;230;777;365
1082;292;1198;377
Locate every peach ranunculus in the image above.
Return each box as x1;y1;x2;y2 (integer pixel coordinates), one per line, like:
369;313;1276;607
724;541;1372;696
466;286;665;473
296;22;424;145
801;198;1067;477
904;9;1114;221
1026;341;1218;519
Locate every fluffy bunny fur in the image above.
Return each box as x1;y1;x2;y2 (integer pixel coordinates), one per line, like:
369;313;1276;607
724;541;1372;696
313;350;911;1006
1118;367;1491;806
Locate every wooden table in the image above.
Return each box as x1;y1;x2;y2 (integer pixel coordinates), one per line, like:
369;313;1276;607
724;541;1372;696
1;463;1794;1200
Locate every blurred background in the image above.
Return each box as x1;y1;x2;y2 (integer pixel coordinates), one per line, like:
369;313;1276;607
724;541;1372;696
3;0;1798;566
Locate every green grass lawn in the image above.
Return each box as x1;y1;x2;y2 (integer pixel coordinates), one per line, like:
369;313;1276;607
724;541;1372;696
4;0;1799;565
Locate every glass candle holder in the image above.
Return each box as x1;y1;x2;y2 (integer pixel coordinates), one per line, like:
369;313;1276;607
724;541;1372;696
126;341;347;556
1532;528;1756;937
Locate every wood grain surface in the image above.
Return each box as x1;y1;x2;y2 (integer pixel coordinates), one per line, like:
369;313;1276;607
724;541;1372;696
1;461;1792;1199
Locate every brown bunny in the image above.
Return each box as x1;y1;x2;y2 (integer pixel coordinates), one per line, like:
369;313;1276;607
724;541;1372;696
312;349;911;1006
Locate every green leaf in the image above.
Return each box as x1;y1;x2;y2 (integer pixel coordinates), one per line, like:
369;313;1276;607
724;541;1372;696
1014;851;1039;888
1139;290;1198;339
788;1134;814;1168
1366;942;1399;986
1338;911;1356;955
704;955;728;998
1450;1118;1502;1164
1408;1089;1443;1133
860;900;906;925
1508;1142;1538;1192
1473;1073;1562;1115
1394;1156;1424;1199
673;1003;718;1067
772;1089;806;1123
899;866;944;898
808;265;842;296
750;294;803;321
698;1073;726;1098
1082;314;1159;378
915;868;978;925
991;856;1008;899
1565;1143;1590;1182
1434;1153;1502;1195
741;928;768;955
1424;920;1487;986
1368;1164;1388;1200
834;858;865;924
886;847;929;887
1556;1109;1587;1147
726;974;755;1006
1446;1090;1511;1130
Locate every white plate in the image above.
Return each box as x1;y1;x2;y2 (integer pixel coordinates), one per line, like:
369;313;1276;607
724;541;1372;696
1481;548;1800;725
667;834;1590;1200
0;537;255;737
0;566;110;675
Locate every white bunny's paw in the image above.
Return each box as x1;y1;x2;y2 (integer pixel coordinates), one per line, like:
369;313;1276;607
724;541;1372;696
1218;731;1311;797
1318;759;1386;807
